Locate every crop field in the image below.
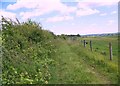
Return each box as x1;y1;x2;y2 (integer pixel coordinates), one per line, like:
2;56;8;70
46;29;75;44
1;17;119;84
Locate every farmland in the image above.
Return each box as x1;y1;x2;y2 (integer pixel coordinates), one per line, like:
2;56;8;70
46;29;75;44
49;37;118;84
1;17;119;84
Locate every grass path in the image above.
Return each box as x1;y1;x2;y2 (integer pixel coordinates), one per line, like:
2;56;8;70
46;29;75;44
49;40;112;84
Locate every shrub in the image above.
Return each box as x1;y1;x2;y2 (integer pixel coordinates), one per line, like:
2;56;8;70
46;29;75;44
2;17;56;84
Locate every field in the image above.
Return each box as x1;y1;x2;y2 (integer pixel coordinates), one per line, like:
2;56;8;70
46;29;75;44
1;18;119;84
48;37;118;84
80;36;118;58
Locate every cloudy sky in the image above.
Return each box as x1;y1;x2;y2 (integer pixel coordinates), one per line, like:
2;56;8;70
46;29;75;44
0;0;119;35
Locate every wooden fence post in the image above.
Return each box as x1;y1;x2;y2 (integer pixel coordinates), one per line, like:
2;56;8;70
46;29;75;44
90;40;92;51
84;40;86;47
80;40;82;45
109;42;112;60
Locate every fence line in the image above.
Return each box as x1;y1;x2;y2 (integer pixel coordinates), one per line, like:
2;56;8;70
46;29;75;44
90;40;92;51
83;40;86;48
81;40;113;61
109;42;112;60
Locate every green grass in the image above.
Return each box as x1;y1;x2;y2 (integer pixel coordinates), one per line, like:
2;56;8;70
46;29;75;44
48;38;118;84
2;18;118;84
73;45;118;83
49;40;101;84
80;37;118;57
0;37;1;44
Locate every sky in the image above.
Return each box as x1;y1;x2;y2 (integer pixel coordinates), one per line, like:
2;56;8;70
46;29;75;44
0;0;119;35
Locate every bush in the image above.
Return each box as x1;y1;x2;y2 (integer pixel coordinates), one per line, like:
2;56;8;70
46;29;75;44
2;17;56;84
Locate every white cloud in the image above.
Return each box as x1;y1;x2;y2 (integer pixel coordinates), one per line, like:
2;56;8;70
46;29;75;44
90;23;97;26
109;20;115;23
19;9;45;20
46;15;74;22
76;0;118;9
100;13;107;16
76;0;119;3
7;0;77;20
71;23;75;26
7;0;41;10
76;2;100;17
107;20;115;25
0;10;16;21
6;0;118;21
76;7;100;16
111;11;117;14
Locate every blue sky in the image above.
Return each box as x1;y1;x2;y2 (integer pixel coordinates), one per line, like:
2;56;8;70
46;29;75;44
0;0;119;35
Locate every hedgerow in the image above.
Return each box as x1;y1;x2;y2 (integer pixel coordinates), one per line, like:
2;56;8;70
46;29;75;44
2;17;56;84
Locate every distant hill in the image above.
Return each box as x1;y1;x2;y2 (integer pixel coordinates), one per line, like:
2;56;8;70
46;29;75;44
81;32;119;37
